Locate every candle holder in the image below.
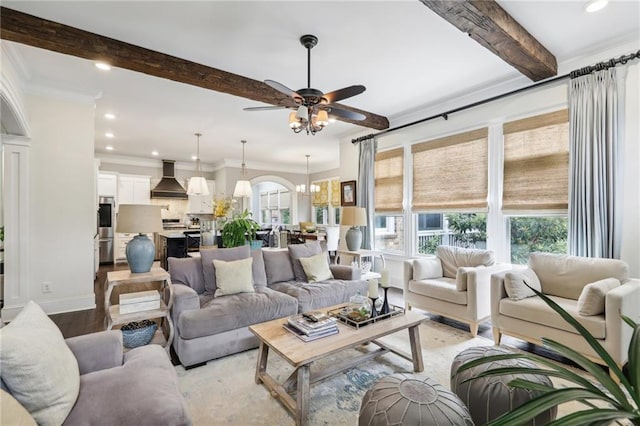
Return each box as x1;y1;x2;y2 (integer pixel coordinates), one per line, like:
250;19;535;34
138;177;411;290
369;297;379;319
380;287;390;315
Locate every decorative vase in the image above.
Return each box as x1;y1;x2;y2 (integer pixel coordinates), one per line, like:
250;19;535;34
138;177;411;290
345;226;362;251
126;234;155;273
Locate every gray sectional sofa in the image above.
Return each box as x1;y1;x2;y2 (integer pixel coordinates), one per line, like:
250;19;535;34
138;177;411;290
168;242;367;367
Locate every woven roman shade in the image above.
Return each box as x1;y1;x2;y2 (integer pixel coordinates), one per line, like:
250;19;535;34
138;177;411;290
412;128;488;212
375;148;404;212
503;109;569;211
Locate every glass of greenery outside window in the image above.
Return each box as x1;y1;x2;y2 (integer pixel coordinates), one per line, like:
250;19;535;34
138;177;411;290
416;213;486;255
374;215;404;252
455;286;640;426
509;216;568;264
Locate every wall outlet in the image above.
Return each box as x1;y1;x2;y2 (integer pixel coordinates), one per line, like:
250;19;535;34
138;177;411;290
42;281;52;293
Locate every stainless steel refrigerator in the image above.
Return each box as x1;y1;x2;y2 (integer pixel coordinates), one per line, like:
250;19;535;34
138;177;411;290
98;196;115;264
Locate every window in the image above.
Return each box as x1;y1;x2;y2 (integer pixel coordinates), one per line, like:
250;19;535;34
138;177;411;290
508;216;568;264
374;214;404;253
258;186;291;226
311;178;340;225
417;213;443;231
416;213;486;254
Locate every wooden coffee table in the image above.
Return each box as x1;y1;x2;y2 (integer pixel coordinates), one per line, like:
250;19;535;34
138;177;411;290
249;305;426;425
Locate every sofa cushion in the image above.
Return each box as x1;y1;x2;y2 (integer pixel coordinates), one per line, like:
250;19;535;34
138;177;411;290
299;252;334;283
252;249;267;287
263;249;296;285
201;246;251;295
270;279;368;313
213;258;255;297
504;268;542;301
168;256;206;294
177;287;298;339
413;257;443;280
499;295;605;339
408;278;468;306
63;345;191;426
577;278;621;316
528;252;629;300
0;301;80;426
288;241;323;281
436;246;495;279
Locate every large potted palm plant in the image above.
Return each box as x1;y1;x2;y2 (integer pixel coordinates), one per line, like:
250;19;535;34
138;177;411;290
220;209;261;248
456;287;640;425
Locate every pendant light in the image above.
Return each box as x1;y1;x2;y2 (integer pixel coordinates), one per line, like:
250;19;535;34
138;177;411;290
233;140;252;198
296;155;320;195
187;133;209;196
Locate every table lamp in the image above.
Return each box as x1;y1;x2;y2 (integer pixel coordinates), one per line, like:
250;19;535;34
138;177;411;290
116;204;163;273
341;206;367;251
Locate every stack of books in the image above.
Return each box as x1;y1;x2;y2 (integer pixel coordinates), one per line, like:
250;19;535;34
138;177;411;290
283;311;339;342
119;290;161;314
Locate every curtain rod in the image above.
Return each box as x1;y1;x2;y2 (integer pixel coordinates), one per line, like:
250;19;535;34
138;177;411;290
352;50;640;144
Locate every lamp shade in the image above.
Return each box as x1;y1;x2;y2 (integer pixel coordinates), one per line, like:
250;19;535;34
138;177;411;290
233;180;253;198
187;176;209;196
116;204;163;233
341;207;367;227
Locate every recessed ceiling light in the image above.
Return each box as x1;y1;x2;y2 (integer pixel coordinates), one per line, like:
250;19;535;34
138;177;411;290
105;132;114;138
151;150;159;156
95;62;112;71
104;113;116;120
105;145;114;151
191;155;198;161
585;0;608;13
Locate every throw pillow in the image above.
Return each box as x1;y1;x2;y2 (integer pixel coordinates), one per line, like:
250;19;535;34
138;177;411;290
456;266;479;292
577;278;621;316
413;257;443;280
0;301;80;426
504;268;542;301
299;252;334;283
200;245;251;295
436;246;495;278
213;257;255;297
288;241;323;282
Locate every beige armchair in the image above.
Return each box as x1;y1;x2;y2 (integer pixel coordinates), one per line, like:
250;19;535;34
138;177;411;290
491;252;640;368
403;246;510;336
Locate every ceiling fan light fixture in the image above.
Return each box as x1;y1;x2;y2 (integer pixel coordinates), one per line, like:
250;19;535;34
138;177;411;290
315;110;329;127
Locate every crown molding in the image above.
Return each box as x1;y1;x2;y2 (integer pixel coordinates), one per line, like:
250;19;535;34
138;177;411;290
95;153;219;171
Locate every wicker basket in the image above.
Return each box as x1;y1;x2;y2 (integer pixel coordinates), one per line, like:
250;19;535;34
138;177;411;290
121;320;157;348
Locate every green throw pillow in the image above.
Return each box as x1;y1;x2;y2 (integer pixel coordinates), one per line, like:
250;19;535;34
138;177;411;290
299;252;334;283
213;257;255;297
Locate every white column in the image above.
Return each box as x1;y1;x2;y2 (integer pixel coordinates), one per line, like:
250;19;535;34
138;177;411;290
1;138;30;322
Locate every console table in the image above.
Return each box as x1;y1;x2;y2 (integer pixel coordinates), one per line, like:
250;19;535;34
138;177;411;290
104;267;174;352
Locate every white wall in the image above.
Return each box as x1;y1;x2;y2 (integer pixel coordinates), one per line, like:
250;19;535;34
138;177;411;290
25;92;96;314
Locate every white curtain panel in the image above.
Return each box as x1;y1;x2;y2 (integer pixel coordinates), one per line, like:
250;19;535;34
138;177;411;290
358;138;377;250
568;67;625;258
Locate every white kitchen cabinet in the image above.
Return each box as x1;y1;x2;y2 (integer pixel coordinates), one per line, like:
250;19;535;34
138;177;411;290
118;175;151;206
98;173;118;197
188;180;215;214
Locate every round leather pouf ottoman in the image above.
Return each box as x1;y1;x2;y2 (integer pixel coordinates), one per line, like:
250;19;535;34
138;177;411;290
359;374;474;426
450;346;557;426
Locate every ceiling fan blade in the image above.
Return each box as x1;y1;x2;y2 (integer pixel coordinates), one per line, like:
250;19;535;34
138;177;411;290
265;79;302;100
243;106;287;111
323;85;366;104
326;107;366;121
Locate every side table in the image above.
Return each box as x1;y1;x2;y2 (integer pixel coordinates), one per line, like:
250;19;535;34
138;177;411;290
104;267;174;352
337;249;386;270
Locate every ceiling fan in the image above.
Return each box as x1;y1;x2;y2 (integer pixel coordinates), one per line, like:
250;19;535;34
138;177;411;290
244;34;367;135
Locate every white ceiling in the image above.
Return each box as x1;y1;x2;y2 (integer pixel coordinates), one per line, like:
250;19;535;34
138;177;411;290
3;1;639;173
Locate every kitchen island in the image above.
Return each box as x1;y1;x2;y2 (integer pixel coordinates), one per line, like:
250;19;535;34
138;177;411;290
157;230;201;270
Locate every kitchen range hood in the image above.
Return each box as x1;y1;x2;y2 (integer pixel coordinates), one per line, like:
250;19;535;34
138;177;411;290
150;160;188;199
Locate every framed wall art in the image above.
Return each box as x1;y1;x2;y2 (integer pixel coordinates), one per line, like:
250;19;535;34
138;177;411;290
340;180;356;206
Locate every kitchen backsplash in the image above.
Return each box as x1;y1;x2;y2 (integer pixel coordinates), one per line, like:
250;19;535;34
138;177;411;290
151;198;188;221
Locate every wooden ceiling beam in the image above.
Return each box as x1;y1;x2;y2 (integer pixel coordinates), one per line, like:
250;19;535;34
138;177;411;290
0;7;389;130
419;0;557;81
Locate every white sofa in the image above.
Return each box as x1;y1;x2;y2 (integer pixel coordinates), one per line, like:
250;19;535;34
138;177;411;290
403;246;510;336
491;252;640;367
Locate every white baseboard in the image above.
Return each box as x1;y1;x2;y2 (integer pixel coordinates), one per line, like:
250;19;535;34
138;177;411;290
1;294;95;323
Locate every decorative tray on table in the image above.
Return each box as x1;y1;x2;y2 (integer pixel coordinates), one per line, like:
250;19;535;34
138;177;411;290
327;305;405;329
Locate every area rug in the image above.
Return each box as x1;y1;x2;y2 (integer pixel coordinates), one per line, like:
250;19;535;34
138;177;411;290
176;319;586;425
